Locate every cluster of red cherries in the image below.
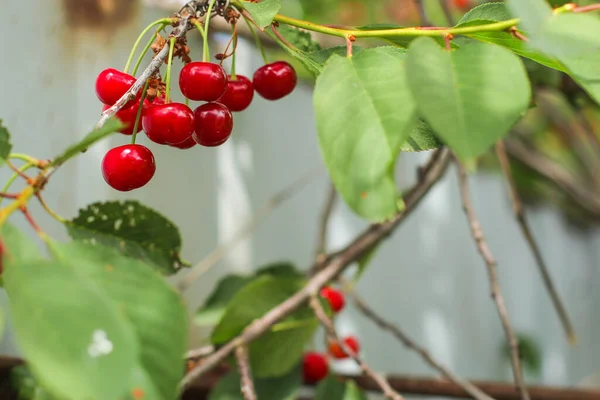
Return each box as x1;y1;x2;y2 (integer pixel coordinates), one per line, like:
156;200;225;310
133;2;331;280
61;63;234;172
302;286;362;383
96;60;298;191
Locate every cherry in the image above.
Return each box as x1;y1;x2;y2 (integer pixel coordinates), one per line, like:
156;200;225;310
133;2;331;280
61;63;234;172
142;103;195;145
192;103;233;147
101;144;156;191
302;352;329;383
102;99;149;135
452;0;470;9
253;61;297;101
170;136;197;149
328;336;360;359
319;287;345;313
216;75;254;112
95;68;139;107
179;62;227;102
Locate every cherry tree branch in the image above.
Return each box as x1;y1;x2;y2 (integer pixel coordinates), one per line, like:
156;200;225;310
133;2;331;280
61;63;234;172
179;149;451;390
235;346;257;400
495;142;576;344
177;166;322;292
456;161;530;400
344;284;496;400
309;296;406;400
96;15;190;130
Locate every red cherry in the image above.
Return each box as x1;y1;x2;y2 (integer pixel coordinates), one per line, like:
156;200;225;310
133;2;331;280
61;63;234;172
101;144;156;191
319;287;345;313
95;68;139;107
142;103;195;145
302;352;329;383
452;0;470;9
170;136;197;149
102;99;149;135
328;336;360;359
179;62;227;101
216;75;254;112
253;61;297;101
192;103;233;147
151;92;166;105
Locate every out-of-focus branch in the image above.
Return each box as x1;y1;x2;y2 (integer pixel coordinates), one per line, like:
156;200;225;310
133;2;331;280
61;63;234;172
235;346;257;400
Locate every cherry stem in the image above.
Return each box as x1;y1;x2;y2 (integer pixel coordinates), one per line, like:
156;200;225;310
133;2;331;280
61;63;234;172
231;26;238;79
244;17;269;64
191;19;206;41
0;163;34;207
165;36;177;103
131;79;150;145
21;206;44;235
0;193;19;199
573;4;600;13
7;161;32;183
124;18;174;74
203;0;217;62
133;24;167;76
36;193;66;223
345;35;355;58
9;153;39;165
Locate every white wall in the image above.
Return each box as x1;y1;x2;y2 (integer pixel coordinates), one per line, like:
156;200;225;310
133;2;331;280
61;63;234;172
0;0;598;397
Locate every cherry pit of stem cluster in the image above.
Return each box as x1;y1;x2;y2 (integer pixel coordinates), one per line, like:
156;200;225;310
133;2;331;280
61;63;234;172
96;60;298;192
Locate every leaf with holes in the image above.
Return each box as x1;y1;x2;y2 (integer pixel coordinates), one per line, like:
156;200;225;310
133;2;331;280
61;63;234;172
0;120;13;166
241;0;281;29
314;47;417;221
51;117;123;166
406;38;531;161
211;275;318;378
66;200;184;274
50;240;188;400
209;364;301;400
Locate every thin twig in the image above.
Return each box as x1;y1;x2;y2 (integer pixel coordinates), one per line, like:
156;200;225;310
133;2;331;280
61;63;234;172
496;142;576;345
504;139;600;215
179;149;451;390
343;282;496;400
414;0;432;26
235;345;257;400
309;296;406;400
456;160;530;400
96;15;190;129
185;346;215;360
177;166;323;292
313;183;337;266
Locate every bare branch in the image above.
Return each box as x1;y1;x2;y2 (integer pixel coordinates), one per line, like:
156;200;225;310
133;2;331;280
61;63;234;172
496;141;576;344
96;15;191;130
185;346;215;360
235;346;257;400
309;296;405;400
504;139;600;215
456;161;530;400
179;149;451;390
314;183;337;265
177;166;322;292
344;283;496;400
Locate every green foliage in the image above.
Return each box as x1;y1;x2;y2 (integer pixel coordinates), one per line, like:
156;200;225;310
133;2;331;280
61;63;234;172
502;334;543;376
406;38;531;162
241;0;282;29
11;366;59;400
456;2;512;25
0;119;13;166
315;376;368;400
50;118;123;166
314;47;416;221
209;364;301;400
67;200;185;274
211;275;318;378
276;24;320;52
0;224;187;400
400;121;444;152
505;0;552;34
195;274;251;326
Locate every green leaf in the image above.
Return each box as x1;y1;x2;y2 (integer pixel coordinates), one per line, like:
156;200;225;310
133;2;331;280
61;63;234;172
195;274;251;327
0;119;13;166
4;258;138;400
241;0;281;29
315;375;346;400
209;364;301;400
67;200;184;274
276;24;320;52
314;47;417;221
211;275;318;378
0;223;43;267
456;2;512;26
505;0;552;34
535;13;600;59
10;365;61;400
344;381;368;400
306;46;364;66
354;244;380;282
406;38;531;161
256;261;303;278
560;51;600;105
51;117;123;166
400;121;443;152
51;241;188;400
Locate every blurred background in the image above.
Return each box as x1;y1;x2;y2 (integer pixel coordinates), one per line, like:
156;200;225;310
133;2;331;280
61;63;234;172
1;0;599;398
